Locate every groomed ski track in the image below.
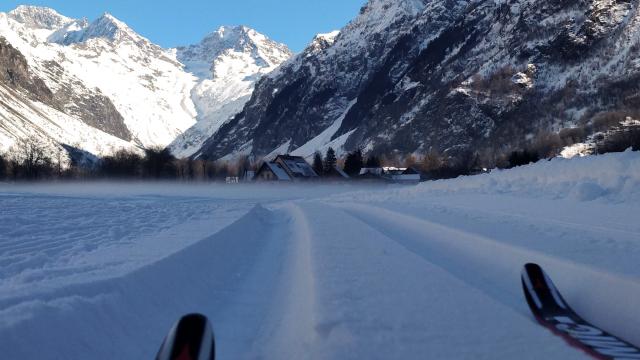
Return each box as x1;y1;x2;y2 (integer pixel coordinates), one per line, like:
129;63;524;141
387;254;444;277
2;190;640;359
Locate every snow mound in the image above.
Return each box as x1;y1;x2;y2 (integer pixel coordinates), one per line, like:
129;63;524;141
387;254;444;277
350;151;640;204
428;151;640;203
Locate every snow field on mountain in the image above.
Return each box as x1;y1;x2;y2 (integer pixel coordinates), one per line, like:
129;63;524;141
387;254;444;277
0;83;135;154
0;151;639;358
0;8;198;148
0;7;292;157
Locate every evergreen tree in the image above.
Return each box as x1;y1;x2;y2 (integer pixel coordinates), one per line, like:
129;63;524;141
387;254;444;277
323;147;337;173
343;149;364;176
312;152;324;176
365;155;381;168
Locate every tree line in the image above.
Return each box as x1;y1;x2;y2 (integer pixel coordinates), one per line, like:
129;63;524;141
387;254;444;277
1;125;638;182
0;138;249;181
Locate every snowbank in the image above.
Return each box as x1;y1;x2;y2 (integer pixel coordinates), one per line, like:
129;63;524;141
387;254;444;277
348;151;640;204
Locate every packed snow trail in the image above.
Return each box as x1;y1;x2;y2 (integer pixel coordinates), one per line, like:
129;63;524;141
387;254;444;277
1;151;639;359
336;203;640;347
0;199;592;359
265;202;586;359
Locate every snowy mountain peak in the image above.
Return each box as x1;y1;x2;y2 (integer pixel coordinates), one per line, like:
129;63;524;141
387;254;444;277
7;5;72;30
315;31;340;43
55;12;146;45
305;31;340;55
169;26;292;158
361;0;427;15
83;13;136;42
178;25;292;78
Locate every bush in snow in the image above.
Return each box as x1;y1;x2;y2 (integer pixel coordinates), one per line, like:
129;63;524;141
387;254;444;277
596;125;640;154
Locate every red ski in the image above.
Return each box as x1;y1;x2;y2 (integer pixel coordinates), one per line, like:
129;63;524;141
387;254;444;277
522;263;640;360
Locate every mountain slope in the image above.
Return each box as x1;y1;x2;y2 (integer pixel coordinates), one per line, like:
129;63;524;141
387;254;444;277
196;0;640;162
0;6;291;159
0;31;134;156
169;26;292;158
0;6;196;154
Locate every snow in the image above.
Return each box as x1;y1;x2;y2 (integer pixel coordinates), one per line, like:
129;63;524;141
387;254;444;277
169;26;292;158
0;7;199;149
561;142;594;159
264;140;292;160
0;83;136;155
346;150;640;204
7;6;73;31
316;30;340;43
0;7;291;158
290;99;358;159
1;152;640;358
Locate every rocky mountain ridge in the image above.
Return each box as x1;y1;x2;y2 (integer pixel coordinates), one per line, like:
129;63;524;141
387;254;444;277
196;0;640;165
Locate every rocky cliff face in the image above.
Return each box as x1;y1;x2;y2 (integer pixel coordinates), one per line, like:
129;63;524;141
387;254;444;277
0;35;131;143
0;36;54;103
197;0;640;162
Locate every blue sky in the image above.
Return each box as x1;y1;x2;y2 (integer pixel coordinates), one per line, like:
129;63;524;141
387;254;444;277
1;1;367;52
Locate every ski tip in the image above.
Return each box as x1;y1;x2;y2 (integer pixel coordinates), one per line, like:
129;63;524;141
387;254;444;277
521;262;571;316
523;262;542;274
156;313;215;360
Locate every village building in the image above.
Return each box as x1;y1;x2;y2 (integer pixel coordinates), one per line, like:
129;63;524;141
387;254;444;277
253;155;319;182
359;167;421;184
254;162;292;181
241;170;255;182
272;155;319;180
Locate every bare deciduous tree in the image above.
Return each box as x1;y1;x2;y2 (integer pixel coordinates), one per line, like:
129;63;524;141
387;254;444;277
9;137;53;180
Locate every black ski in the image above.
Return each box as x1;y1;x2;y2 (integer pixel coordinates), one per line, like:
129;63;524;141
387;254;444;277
522;263;640;359
156;313;215;360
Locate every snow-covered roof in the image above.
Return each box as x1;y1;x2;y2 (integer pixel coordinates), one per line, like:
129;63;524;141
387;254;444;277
360;167;383;176
274;155;318;178
264;162;291;181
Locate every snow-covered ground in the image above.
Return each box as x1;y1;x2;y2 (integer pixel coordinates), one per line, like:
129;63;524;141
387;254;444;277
0;151;639;359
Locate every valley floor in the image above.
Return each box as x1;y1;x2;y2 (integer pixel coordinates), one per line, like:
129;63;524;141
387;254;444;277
0;151;639;359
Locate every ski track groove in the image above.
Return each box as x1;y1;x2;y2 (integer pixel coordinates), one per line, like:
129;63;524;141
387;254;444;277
256;203;320;359
335;202;640;348
282;201;589;359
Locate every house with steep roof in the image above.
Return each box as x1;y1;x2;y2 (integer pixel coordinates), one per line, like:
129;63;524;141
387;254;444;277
254;162;292;182
272;155;319;181
253;155;319;182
